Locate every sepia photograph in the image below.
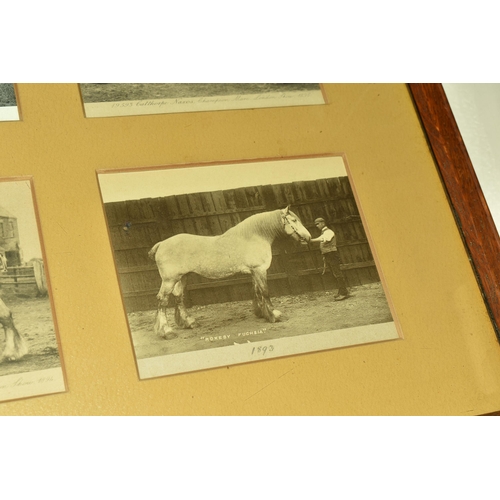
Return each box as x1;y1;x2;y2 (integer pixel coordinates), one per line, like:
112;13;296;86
80;83;326;117
98;156;401;379
0;84;20;121
0;178;65;402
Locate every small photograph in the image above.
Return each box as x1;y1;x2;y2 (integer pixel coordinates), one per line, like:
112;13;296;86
98;156;401;379
80;83;326;117
0;178;66;403
0;84;20;121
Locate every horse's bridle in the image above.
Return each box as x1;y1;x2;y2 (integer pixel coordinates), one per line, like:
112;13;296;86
282;212;306;242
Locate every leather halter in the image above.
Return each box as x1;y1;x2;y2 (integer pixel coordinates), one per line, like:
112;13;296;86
282;213;303;240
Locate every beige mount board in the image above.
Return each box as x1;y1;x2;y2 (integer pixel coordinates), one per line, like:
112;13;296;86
0;83;498;415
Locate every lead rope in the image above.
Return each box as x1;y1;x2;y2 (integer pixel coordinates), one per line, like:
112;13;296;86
283;215;326;275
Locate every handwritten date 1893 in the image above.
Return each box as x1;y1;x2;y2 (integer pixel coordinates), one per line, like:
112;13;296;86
251;345;274;356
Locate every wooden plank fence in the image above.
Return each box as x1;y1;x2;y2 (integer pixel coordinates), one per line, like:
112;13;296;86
104;177;380;312
0;261;47;296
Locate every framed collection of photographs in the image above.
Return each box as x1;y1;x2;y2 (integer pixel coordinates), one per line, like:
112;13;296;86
1;83;499;414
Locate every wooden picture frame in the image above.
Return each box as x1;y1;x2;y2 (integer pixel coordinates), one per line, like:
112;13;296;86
409;84;500;340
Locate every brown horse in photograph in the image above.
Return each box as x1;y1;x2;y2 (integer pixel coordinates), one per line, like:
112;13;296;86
149;206;311;338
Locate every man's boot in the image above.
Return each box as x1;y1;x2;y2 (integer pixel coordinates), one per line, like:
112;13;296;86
334;277;350;301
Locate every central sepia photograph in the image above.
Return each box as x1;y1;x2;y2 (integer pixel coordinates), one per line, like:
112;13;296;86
97;156;401;379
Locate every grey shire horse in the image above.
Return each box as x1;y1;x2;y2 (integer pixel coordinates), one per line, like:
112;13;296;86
149;206;311;338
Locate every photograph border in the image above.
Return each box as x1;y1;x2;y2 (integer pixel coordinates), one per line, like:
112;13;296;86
0;83;21;122
79;83;327;118
0;176;67;403
97;153;403;380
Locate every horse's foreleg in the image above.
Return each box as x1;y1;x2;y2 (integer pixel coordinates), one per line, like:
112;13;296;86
252;268;281;323
172;276;195;329
1;314;28;361
154;279;176;339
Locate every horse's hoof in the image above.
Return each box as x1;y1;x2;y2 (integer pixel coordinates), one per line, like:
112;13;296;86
162;333;178;340
158;327;174;339
272;309;282;321
3;353;21;362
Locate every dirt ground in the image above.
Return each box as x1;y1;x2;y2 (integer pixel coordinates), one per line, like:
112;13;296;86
128;282;393;360
0;292;61;377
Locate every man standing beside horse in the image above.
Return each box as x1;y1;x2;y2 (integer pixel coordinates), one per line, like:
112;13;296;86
311;217;350;301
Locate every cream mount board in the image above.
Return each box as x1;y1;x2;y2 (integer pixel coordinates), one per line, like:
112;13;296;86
0;83;498;415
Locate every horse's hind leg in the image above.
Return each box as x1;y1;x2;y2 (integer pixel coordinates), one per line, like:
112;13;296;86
253;291;263;318
154;279;176;339
252;267;281;323
173;276;195;329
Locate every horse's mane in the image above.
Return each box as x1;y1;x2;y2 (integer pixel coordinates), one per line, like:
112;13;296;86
222;209;284;242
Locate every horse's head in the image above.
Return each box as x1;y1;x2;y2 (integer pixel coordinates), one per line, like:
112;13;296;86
281;206;311;244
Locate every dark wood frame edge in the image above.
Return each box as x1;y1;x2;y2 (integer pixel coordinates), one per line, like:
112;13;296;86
408;83;500;342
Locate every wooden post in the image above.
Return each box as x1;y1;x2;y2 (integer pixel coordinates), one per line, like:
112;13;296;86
32;259;48;296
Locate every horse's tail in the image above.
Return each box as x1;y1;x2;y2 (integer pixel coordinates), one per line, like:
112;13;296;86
148;242;161;261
